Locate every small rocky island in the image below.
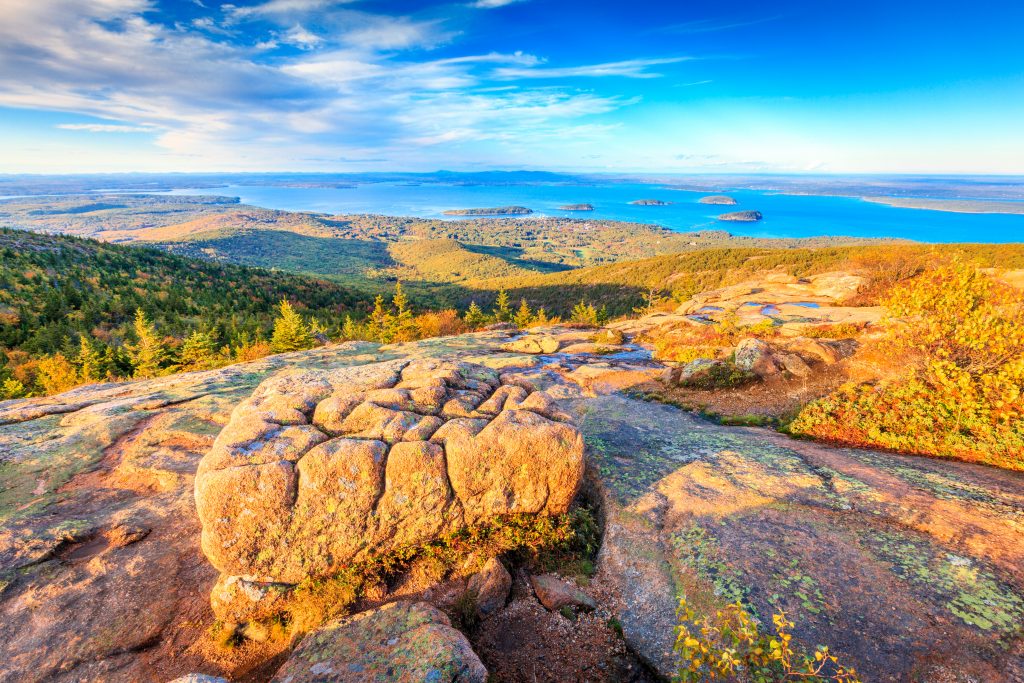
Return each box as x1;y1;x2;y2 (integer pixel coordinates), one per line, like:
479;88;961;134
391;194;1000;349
718;210;763;222
629;199;671;206
559;203;594;211
699;195;738;205
443;206;533;216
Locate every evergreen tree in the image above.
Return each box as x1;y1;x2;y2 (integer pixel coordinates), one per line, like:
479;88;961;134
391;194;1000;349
270;299;313;353
179;329;219;371
77;334;103;382
365;295;394;343
341;315;360;341
632;287;667;316
570;300;599;326
464;301;487;329
391;283;417;341
513;298;534;328
492;289;512;322
126;309;165;378
534;307;551;326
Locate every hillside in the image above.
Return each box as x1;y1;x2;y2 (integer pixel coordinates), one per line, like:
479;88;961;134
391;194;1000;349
0;228;367;392
471;242;1024;315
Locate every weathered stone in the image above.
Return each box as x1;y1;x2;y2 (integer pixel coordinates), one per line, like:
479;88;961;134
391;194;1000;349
444;409;584;525
195;359;585;610
466;558;512;619
168;675;229;683
270;602;487;683
530;574;597;612
777;352;813;378
500;335;560;354
734;338;781;377
676;358;727;386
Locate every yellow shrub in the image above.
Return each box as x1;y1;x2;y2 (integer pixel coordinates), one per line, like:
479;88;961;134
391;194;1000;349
674;596;860;683
790;262;1024;470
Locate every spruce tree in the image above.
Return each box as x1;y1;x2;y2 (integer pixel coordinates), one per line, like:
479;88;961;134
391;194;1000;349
270;299;313;353
179;329;218;371
464;301;487;329
365;295;394;343
492;288;512;322
513;298;534;328
391;283;417;341
341;315;359;341
77;334;103;383
127;309;165;379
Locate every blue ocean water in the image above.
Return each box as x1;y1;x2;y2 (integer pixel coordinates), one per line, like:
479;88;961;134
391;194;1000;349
167;181;1024;243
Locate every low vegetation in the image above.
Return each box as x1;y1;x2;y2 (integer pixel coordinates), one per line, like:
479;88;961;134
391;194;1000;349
789;261;1024;471
674;597;860;683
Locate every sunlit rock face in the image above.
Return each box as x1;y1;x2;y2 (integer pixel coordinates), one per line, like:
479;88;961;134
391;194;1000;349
194;358;585;591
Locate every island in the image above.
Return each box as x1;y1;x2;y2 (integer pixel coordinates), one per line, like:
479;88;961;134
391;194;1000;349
559;203;594;211
718;210;763;222
698;195;738;205
442;206;533;216
629;199;672;206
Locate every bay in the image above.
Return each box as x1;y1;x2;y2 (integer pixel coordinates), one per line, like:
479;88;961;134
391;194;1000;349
166;181;1024;243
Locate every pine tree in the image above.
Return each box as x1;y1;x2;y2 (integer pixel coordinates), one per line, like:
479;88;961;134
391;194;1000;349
493;289;512;322
570;300;599;326
513;298;534;328
365;294;394;343
127;309;165;379
534;307;550;326
464;301;487;329
77;334;103;383
270;299;313;353
633;287;667;316
179;329;218;371
391;283;417;341
341;315;360;341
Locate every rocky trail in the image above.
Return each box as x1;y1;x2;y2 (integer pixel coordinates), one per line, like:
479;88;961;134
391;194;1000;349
1;323;1022;682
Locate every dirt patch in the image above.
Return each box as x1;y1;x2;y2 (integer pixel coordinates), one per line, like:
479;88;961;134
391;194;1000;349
471;570;656;683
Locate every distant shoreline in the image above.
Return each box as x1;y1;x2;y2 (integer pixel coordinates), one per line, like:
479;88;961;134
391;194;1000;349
862;196;1024;215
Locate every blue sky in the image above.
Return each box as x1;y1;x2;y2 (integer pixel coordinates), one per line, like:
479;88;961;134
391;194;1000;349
1;0;1023;173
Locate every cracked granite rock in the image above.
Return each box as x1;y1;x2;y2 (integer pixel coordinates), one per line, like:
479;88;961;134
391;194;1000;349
195;359;584;617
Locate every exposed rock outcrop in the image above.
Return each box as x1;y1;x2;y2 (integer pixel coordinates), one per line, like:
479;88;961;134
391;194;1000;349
270;601;487;683
195;358;585;615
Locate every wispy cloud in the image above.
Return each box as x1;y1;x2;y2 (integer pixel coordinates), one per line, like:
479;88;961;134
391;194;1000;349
57;123;159;133
495;57;693;80
0;0;682;169
658;15;783;34
471;0;526;8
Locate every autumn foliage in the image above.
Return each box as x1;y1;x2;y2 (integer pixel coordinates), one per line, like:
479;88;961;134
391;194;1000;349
790;262;1024;470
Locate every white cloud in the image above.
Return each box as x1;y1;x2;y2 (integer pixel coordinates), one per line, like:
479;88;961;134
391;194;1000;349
57;123;158;133
495;57;692;80
0;0;660;170
282;24;322;49
471;0;526;8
